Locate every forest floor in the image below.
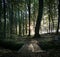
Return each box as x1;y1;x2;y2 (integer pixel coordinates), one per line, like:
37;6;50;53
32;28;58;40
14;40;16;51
0;33;60;57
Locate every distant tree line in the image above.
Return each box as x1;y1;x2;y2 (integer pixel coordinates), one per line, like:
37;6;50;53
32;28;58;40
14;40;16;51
0;0;59;39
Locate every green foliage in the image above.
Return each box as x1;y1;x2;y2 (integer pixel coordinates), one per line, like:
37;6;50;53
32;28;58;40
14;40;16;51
0;0;59;38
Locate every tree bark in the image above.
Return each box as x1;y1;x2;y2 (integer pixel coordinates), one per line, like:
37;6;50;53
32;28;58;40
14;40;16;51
28;0;31;36
0;0;2;38
34;0;43;37
56;0;60;34
3;0;6;38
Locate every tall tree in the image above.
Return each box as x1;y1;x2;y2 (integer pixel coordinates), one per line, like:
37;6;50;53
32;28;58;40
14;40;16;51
48;0;51;33
28;0;31;36
56;0;60;34
0;0;2;38
34;0;43;37
8;1;14;38
17;4;21;36
25;3;28;35
3;0;6;38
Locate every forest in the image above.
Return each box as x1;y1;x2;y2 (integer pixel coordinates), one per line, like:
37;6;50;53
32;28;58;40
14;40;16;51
0;0;60;57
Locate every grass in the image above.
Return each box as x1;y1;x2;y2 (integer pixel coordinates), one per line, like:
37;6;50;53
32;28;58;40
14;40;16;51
38;40;60;51
0;39;24;51
0;34;60;57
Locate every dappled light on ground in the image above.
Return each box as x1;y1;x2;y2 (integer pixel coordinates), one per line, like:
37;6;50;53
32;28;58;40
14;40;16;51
18;40;45;53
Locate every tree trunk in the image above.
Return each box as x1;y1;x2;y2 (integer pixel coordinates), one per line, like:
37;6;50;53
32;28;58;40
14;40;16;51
15;11;17;35
23;14;24;36
56;0;60;34
34;0;43;37
0;0;2;38
25;8;28;35
3;0;6;39
17;5;21;36
28;0;31;36
9;3;14;38
19;12;21;36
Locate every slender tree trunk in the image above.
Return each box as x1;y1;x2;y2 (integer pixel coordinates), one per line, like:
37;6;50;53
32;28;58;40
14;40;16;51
0;0;2;38
19;12;21;36
28;0;31;36
3;0;6;38
48;0;52;33
23;14;24;36
25;8;28;35
51;17;54;31
56;0;60;34
49;1;54;33
33;0;36;34
17;5;21;36
33;0;36;26
15;11;17;35
9;4;14;38
34;0;43;37
20;11;23;36
48;14;50;33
